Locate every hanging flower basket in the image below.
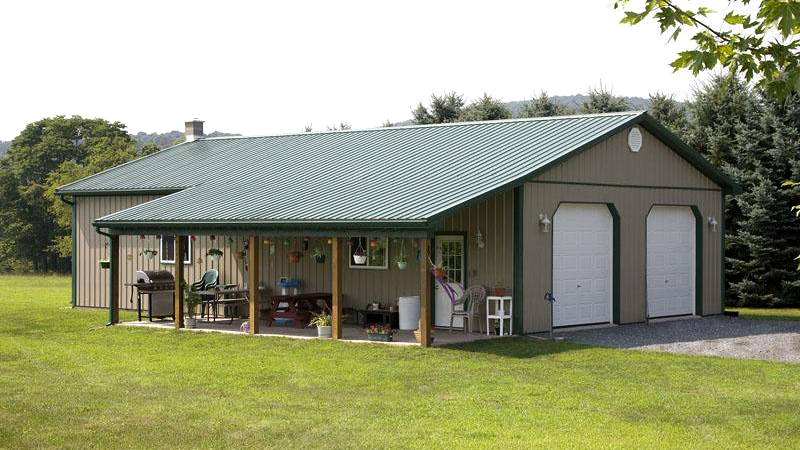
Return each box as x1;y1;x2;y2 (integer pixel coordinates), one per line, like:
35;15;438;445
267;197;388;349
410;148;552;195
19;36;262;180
140;249;157;260
352;241;367;264
288;250;303;263
396;260;407;270
234;250;245;259
207;249;223;261
431;267;447;278
99;260;111;269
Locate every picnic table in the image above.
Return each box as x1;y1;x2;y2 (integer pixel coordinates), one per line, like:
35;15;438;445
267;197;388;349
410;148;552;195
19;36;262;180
261;292;332;328
195;287;250;324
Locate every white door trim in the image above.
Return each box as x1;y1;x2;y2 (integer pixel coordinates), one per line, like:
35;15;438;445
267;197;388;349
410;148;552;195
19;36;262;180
434;234;466;328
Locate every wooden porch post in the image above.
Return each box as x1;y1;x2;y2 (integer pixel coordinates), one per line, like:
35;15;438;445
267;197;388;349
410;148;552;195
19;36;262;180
174;235;185;329
331;237;343;339
248;236;261;335
419;237;432;347
109;235;120;325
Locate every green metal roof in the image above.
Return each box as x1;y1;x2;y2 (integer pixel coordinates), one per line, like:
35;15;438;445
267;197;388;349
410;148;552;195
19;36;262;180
75;111;738;231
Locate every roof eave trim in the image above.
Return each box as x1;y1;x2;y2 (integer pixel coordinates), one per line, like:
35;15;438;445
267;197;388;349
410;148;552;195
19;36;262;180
55;188;186;197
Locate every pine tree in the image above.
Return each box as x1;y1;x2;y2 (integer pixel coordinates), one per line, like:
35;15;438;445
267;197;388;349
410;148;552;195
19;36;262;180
457;93;511;122
647;92;688;138
726;94;800;306
519;91;573;118
580;84;630;113
412;92;465;124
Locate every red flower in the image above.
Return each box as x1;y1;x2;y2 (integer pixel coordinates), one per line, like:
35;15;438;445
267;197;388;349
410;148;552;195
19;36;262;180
370;240;378;248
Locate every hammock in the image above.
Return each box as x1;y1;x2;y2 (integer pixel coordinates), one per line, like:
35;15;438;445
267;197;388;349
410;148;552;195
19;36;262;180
433;270;465;306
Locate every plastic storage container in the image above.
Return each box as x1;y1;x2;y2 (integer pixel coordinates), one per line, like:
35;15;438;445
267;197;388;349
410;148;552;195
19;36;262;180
398;295;421;330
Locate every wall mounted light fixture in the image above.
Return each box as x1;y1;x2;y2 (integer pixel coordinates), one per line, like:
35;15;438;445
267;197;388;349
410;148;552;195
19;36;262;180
708;217;719;233
475;229;485;249
539;213;551;233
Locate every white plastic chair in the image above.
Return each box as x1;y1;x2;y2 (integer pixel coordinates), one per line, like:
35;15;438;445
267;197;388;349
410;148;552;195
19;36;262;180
449;285;487;334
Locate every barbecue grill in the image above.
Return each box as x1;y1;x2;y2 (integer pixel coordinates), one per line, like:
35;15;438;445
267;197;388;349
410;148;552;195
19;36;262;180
127;270;175;321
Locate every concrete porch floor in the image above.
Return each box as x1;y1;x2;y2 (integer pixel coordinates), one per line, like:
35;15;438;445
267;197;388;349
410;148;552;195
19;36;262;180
119;318;500;347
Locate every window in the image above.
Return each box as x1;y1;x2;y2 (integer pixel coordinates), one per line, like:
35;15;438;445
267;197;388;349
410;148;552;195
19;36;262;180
160;235;191;264
348;236;388;269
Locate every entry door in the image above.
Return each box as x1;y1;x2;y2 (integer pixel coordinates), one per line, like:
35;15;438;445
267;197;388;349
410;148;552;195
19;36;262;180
552;204;613;327
434;235;465;328
647;206;695;318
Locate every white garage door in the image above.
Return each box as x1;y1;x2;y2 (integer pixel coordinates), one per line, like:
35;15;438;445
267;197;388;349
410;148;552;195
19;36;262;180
647;206;695;318
553;204;613;327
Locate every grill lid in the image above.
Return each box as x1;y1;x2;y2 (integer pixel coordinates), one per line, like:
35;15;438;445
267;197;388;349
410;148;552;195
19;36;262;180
136;270;175;284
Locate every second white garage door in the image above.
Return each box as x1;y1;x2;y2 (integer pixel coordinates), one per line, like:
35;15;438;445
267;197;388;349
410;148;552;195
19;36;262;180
647;206;696;318
553;203;613;327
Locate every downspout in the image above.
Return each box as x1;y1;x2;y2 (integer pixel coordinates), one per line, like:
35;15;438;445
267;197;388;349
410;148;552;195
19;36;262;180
59;196;77;308
95;228;115;326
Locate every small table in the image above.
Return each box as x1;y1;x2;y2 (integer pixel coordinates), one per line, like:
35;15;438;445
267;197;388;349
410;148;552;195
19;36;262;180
195;287;250;324
358;309;399;329
486;296;513;336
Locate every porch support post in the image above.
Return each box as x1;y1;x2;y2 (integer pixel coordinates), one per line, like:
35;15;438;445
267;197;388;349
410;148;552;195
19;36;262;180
419;237;432;347
109;235;120;325
331;237;343;339
174;235;185;329
248;236;261;335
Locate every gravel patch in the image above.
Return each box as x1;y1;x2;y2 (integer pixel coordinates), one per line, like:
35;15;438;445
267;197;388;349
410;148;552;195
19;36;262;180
542;316;800;362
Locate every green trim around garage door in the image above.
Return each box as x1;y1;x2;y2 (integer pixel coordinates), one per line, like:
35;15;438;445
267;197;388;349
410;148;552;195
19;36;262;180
607;203;621;325
513;187;524;334
690;206;704;315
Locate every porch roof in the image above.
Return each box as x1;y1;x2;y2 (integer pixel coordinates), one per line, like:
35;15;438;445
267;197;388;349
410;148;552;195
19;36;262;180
65;111;738;233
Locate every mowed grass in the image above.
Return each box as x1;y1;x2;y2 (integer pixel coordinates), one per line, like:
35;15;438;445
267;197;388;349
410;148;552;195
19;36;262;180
728;307;800;321
1;275;799;450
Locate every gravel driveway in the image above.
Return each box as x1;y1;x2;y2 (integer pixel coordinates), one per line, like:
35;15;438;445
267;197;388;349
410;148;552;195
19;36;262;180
544;316;800;362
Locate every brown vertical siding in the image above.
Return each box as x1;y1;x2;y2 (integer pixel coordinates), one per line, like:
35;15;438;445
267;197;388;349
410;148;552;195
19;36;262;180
522;127;724;332
437;190;515;293
75;195;244;310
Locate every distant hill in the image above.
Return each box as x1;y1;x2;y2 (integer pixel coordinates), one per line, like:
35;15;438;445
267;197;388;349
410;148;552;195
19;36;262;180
131;130;240;151
393;94;652;126
0;131;239;159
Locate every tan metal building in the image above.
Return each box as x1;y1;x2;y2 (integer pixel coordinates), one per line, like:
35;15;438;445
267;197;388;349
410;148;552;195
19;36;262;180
58;112;739;339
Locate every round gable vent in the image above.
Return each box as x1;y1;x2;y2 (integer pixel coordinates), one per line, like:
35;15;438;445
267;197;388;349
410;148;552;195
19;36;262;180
628;127;643;152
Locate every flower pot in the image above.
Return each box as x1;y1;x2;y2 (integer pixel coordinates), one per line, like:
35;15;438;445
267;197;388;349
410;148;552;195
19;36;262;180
432;267;446;278
367;333;393;342
288;252;302;263
208;254;221;262
413;329;435;344
317;325;332;338
185;317;197;329
396;261;407;270
314;255;326;264
99;260;110;269
353;254;367;264
142;250;157;260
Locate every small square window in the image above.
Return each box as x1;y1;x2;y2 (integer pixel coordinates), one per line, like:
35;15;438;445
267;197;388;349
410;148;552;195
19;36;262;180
160;236;191;264
348;236;388;270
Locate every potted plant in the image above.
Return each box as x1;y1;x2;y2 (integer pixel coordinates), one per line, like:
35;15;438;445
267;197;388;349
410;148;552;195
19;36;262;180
98;260;111;269
394;254;407;270
352;241;368;265
308;312;332;338
288;250;303;263
183;283;202;329
413;324;435;344
240;321;250;333
366;323;394;342
206;248;223;262
431;263;447;279
311;247;326;263
140;249;158;260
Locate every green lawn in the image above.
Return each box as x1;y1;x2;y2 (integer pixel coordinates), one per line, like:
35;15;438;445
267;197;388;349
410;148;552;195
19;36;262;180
728;307;800;321
1;275;799;450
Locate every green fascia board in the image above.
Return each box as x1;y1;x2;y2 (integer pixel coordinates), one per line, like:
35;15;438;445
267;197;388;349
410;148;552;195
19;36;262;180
55;188;183;197
635;114;743;195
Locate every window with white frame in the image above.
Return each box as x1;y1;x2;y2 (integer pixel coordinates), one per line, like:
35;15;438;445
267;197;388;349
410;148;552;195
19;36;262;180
160;235;191;264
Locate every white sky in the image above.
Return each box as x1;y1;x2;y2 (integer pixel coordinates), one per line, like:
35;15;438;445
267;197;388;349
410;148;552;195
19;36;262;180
0;0;719;140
